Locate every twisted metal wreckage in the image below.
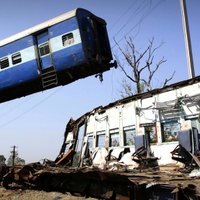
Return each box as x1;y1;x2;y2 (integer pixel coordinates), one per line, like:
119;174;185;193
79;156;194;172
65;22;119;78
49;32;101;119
2;77;200;199
1;114;200;199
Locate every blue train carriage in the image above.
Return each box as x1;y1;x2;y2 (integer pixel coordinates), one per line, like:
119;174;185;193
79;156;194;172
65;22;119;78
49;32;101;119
0;8;114;103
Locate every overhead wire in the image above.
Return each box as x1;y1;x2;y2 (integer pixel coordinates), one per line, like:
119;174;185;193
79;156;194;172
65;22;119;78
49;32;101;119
108;0;140;102
0;0;165;127
1;1;156;114
0;87;63;128
0;1;138;125
112;0;149;38
109;0;165;100
111;0;166;49
0;98;31;120
0;3;141;127
111;0;152;49
124;0;164;37
109;0;139;30
109;0;151;100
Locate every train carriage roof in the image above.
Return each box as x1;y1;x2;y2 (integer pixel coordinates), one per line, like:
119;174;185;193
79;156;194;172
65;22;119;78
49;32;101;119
0;8;81;47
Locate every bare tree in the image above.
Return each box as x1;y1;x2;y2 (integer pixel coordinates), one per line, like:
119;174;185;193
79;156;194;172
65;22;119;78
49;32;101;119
0;155;6;165
114;37;175;96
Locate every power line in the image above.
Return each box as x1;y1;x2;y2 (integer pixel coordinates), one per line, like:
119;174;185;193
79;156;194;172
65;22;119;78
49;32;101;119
111;0;166;49
112;0;149;38
0;87;62;128
110;0;139;30
0;98;30;120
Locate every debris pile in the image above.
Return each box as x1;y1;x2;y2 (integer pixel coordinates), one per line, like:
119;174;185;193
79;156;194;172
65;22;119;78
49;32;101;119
1;161;200;199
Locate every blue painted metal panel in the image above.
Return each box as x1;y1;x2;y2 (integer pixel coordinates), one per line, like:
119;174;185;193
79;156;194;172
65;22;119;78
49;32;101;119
76;9;95;61
37;32;49;45
0;60;38;89
76;9;112;64
0;36;34;57
52;43;85;71
49;17;78;39
40;55;52;69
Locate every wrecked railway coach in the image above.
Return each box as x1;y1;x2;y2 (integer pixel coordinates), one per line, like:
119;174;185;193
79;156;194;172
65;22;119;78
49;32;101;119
3;163;200;200
47;75;200;199
2;78;200;200
57;75;200;169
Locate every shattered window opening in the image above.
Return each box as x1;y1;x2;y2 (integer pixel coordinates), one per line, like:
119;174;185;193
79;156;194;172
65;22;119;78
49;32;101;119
87;135;94;151
145;125;156;143
124;127;135;146
187;118;200;133
96;132;105;148
109;129;119;147
161;120;180;142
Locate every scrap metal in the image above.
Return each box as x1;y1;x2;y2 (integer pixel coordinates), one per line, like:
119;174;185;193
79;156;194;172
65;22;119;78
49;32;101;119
1;163;200;199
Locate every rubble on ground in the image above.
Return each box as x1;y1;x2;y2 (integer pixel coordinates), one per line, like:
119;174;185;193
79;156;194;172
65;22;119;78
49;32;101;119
1;161;200;199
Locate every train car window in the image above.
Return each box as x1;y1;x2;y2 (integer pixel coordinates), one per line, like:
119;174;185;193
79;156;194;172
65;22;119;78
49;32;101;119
12;52;22;65
123;127;135;146
109;129;120;147
39;43;50;56
161;120;180;142
0;57;9;69
96;132;105;148
62;33;74;46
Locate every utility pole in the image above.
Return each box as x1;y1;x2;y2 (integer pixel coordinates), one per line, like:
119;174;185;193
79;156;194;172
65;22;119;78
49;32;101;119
11;145;17;168
180;0;195;79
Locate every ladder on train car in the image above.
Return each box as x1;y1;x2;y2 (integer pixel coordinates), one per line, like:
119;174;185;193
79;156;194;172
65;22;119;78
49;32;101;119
41;66;58;89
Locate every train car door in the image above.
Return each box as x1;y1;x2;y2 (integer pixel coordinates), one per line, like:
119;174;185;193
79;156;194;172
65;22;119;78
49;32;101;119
37;31;53;70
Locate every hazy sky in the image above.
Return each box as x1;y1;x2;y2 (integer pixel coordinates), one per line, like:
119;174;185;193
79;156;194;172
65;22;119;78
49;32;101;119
0;0;199;163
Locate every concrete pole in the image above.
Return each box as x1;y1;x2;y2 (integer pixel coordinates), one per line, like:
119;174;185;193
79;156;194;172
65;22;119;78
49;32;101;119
11;145;16;168
180;0;195;79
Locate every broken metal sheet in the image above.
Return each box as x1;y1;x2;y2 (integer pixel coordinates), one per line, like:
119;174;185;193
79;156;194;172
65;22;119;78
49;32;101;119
56;149;75;166
1;162;200;199
171;144;200;171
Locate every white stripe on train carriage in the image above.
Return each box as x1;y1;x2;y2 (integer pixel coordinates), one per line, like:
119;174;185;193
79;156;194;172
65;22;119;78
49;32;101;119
0;29;81;71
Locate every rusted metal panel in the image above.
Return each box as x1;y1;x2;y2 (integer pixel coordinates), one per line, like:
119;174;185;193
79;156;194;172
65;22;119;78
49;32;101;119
1;162;200;199
56;149;75;166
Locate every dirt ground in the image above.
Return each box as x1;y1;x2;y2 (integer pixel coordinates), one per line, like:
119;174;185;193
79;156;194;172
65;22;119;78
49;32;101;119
0;187;97;200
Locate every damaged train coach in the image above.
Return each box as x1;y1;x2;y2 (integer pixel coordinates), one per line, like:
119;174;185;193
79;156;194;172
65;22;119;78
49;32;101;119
0;8;114;103
57;75;200;170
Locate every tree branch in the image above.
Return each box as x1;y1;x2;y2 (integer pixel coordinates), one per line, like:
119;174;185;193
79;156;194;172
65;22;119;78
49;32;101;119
114;55;137;83
163;71;175;87
114;37;174;95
